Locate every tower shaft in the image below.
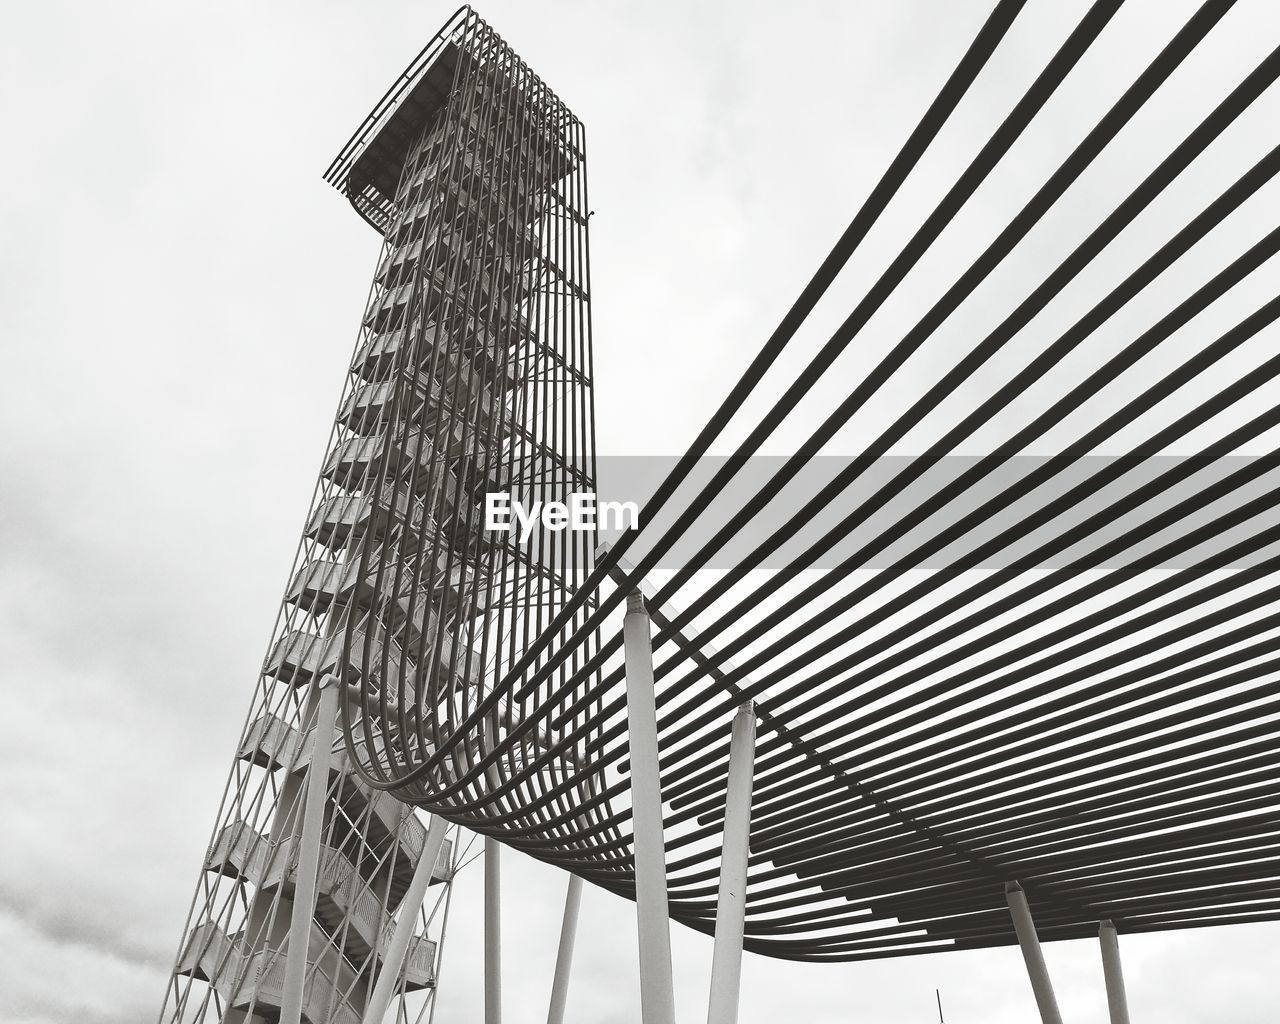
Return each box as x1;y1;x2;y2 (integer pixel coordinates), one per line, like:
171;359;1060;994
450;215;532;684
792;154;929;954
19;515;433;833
160;10;594;1023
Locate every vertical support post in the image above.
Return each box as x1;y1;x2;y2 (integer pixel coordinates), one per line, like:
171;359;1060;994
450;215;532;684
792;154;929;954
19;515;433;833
1098;919;1131;1024
623;591;677;1024
364;815;449;1024
486;836;502;1024
706;703;756;1024
546;874;584;1024
281;674;341;1024
1005;882;1064;1024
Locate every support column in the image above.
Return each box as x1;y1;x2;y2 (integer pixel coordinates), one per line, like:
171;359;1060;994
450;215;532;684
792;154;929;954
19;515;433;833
706;702;756;1024
547;874;584;1024
1098;919;1131;1024
281;674;341;1024
623;591;677;1024
1005;881;1064;1024
486;836;502;1024
364;815;449;1024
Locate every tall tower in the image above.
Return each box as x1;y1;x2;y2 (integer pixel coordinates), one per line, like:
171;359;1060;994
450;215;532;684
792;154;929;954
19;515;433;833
159;9;595;1023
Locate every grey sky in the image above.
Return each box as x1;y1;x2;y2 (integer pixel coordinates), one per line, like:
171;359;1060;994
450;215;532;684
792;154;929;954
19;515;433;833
3;0;1280;1021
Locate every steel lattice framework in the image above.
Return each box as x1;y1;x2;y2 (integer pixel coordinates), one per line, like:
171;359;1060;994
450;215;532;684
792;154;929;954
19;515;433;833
160;9;596;1023
162;5;1280;1023
328;0;1280;966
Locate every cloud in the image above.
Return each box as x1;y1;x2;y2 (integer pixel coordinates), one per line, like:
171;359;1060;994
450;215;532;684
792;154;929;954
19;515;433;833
0;908;158;1024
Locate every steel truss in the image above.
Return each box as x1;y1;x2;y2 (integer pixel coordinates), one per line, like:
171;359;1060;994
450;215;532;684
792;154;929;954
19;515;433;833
329;0;1280;971
159;8;596;1023
163;8;1280;1024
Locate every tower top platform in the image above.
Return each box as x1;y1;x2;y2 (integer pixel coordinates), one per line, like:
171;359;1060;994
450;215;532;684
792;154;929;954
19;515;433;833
324;6;581;233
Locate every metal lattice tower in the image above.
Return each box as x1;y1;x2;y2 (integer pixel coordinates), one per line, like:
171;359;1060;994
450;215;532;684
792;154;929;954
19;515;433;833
158;10;594;1023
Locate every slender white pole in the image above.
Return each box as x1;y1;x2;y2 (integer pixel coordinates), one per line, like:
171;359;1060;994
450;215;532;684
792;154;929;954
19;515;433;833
623;591;677;1024
547;874;584;1024
1005;882;1064;1024
364;815;449;1023
485;836;502;1024
706;703;756;1024
281;674;341;1024
1098;919;1131;1024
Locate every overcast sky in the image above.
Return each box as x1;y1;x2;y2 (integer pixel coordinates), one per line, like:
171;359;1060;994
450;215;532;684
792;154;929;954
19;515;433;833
4;1;1280;1022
